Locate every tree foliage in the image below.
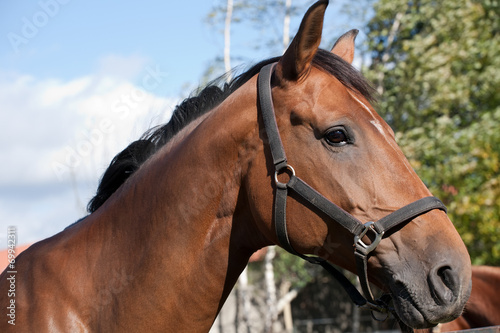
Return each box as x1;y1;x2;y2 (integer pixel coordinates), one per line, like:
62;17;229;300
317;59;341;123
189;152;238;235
367;0;499;130
365;0;500;264
397;111;500;265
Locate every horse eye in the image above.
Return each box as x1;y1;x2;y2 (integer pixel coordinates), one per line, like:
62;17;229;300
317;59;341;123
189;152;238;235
324;129;349;146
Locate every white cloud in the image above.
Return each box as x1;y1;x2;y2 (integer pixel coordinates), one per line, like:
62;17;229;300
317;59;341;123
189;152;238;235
0;68;179;248
39;76;92;107
95;54;150;80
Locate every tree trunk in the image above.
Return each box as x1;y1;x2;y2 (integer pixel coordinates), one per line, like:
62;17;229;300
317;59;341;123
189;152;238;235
282;0;292;52
278;280;296;333
239;267;252;333
224;0;233;81
376;11;404;95
264;246;277;333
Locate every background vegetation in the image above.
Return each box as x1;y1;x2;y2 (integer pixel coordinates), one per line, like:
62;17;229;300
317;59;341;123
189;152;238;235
365;0;499;265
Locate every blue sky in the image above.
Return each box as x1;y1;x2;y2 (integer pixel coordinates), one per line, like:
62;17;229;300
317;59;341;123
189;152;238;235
1;1;223;95
0;0;371;249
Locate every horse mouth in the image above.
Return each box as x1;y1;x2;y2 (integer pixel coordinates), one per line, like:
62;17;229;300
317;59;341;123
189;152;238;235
389;282;438;329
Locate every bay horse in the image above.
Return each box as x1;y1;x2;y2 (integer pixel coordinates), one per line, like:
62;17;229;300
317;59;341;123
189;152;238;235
0;1;471;331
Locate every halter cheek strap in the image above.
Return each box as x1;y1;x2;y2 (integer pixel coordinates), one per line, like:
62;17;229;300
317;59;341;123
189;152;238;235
258;63;447;330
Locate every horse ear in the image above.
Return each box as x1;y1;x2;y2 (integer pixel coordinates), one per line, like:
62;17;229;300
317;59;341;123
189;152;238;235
276;0;328;83
330;29;358;64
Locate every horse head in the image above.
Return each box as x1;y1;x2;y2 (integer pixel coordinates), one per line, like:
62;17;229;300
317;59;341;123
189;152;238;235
245;0;471;328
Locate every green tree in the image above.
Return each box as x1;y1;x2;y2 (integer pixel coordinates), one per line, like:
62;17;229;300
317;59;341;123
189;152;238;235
397;111;500;265
365;0;500;264
367;0;499;130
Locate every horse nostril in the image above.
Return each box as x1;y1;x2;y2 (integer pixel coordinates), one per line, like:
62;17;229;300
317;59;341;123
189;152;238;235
438;266;453;287
429;265;459;305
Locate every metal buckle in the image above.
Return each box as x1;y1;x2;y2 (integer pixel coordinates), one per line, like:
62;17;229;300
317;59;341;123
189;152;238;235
274;164;295;189
354;221;384;255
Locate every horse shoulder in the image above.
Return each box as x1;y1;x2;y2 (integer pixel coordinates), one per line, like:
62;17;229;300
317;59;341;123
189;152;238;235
0;232;94;331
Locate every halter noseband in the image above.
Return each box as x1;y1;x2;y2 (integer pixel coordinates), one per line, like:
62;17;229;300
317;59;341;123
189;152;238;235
258;63;447;326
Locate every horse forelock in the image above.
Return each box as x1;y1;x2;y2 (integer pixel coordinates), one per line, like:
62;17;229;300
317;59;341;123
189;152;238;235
87;50;376;214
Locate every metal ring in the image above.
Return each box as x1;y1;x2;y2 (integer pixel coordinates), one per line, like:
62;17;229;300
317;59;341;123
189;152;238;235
354;221;385;255
274;165;296;189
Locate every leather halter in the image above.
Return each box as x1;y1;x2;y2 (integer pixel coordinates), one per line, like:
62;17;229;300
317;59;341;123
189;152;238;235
258;63;447;324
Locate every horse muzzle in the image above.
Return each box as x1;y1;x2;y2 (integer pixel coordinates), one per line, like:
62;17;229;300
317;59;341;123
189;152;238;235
388;257;472;329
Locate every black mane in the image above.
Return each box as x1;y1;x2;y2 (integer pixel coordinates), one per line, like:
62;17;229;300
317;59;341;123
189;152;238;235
87;49;376;213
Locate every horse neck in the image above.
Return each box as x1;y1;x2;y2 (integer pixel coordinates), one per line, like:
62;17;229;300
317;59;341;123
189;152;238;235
74;77;268;330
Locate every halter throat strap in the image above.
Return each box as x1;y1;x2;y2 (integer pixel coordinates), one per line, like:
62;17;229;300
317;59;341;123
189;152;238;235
257;63;447;329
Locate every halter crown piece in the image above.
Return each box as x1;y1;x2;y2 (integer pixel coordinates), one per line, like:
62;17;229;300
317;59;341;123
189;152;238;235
258;63;447;332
